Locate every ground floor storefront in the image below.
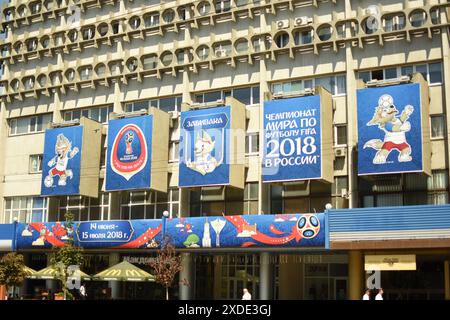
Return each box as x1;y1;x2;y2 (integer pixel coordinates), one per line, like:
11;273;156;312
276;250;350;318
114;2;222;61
11;249;450;300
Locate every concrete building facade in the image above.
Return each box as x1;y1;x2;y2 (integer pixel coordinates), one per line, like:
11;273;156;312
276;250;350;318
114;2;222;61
0;0;450;300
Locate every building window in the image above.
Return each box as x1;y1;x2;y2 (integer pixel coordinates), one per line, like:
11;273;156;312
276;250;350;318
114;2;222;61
431;115;445;139
334;125;347;146
79;66;92;80
317;25;333;41
169;141;179;162
57;193;110;222
198;2;211;16
64;106;111;124
244;183;258;215
120;189;179;220
275;32;289;48
9;113;52;136
294;29;314;45
383;14;406;31
29;154;43;173
3;197;48;223
409;10;427;28
384;67;398;79
162;9;175;23
245;133;259;155
429;62;443;83
430;8;440;25
215;0;231;13
144;13;160;27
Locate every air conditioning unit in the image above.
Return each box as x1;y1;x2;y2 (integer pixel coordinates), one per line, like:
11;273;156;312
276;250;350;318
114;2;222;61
334;147;347;157
215;49;227;58
294;16;312;27
276;20;289;29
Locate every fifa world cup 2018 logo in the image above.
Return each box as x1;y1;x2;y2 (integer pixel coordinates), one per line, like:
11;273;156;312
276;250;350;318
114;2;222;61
125;132;134;155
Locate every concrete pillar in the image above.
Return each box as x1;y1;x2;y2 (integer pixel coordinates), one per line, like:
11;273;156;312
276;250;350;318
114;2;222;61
109;192;121;220
348;250;364;300
109;253;121;299
445;260;450;300
344;0;358;209
278;254;302;299
0;102;7;219
439;6;450;189
113;83;123;114
179;252;195;300
213;255;223;299
259;252;273;300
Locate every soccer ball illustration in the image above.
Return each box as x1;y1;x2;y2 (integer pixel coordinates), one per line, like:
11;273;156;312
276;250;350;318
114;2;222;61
297;214;321;239
44;175;54;187
378;94;394;108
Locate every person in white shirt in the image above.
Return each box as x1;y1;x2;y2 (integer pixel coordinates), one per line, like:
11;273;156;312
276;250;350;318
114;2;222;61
362;289;371;300
375;288;384;300
242;288;252;300
79;284;87;300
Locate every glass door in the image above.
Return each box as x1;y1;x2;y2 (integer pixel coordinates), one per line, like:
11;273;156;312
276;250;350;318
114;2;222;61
334;278;347;300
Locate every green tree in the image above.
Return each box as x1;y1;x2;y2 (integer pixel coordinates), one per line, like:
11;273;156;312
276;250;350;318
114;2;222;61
0;252;26;298
50;211;84;300
149;236;182;300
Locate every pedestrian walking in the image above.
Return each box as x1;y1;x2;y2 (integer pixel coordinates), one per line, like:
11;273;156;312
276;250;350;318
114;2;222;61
242;288;252;300
375;288;384;300
79;283;87;300
362;289;371;300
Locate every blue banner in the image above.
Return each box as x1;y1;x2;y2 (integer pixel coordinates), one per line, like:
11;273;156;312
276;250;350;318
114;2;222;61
41;126;83;196
357;83;423;175
15;213;325;250
263;96;322;182
105;116;153;191
179;106;230;187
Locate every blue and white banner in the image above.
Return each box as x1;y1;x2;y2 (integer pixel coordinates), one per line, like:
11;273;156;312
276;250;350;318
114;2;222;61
15;213;326;250
357;83;423;175
263;96;322;182
41;126;83;196
105;116;153;191
179;106;230;187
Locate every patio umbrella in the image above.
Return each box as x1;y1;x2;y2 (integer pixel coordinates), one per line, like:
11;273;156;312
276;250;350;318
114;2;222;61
92;261;155;282
28;265;91;281
23;266;37;277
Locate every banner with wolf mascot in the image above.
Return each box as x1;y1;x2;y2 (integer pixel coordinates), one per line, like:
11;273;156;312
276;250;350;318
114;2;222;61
357;83;423;175
179;106;230;187
41;126;83;196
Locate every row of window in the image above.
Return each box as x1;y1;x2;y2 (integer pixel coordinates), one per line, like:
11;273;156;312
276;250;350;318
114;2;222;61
125;96;182;113
272;74;347;96
8;60;442;98
3;5;444;62
3;169;449;223
195;86;260;105
358;62;443;85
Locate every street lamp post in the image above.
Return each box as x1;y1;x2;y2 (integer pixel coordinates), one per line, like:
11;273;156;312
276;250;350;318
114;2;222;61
161;210;170;247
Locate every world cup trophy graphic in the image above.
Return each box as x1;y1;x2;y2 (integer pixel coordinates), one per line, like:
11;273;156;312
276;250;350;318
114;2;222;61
125;132;134;155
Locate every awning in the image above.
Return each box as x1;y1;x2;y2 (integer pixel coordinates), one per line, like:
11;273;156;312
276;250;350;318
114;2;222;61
28;265;91;280
93;261;155;282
